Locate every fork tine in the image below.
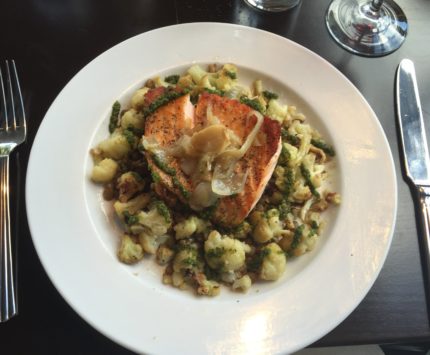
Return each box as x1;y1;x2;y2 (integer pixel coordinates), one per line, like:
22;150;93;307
5;61;16;130
9;61;25;130
0;66;7;131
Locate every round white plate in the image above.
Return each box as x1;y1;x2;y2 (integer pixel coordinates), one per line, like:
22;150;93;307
26;23;397;354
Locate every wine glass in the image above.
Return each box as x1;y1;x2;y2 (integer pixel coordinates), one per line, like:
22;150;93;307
325;0;408;57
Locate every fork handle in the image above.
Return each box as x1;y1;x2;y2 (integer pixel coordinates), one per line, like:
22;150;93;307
0;155;17;322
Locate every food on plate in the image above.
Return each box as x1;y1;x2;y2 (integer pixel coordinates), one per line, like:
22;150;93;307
90;63;340;296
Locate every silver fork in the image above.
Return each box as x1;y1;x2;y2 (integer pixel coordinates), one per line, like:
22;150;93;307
0;60;26;322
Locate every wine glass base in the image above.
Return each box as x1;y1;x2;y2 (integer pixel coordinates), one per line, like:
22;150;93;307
326;0;408;57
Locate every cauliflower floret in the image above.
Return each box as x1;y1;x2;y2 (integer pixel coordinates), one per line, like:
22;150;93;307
90;147;104;164
303;232;319;251
91;158;118;183
113;193;151;218
252;209;286;243
226;84;252;99
219;270;236;284
232;221;252;239
117;234;144;264
223;63;237;74
232;275;252;293
288;122;311;165
289;223;320;257
282;143;299;168
252;217;273;243
116;172;145;202
292;181;312;202
139;232;169;254
302;154;325;188
173;245;201;273
278;230;294;251
266;99;288;123
194;272;220;297
130;88;149;110
156;245;175;265
98;130;130;160
120;108;145;130
204;231;251;272
131;206;172;236
274;166;295;195
215;75;234;91
172;271;187;288
260;243;286;281
174;216;208;240
266;209;284;235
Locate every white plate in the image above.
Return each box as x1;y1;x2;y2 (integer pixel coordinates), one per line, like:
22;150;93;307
26;23;397;354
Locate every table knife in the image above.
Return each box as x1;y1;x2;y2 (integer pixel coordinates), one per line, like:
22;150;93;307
396;58;430;301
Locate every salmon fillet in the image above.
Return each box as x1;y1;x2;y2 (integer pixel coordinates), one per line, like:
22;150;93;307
195;93;281;226
144;90;194;202
143;90;281;225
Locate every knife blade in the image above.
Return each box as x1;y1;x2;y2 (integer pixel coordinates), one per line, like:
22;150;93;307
396;58;430;314
397;59;430;186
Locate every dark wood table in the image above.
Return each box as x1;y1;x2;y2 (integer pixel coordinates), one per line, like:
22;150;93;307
1;0;429;353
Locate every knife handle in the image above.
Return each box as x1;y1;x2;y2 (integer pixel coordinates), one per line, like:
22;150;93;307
417;186;430;288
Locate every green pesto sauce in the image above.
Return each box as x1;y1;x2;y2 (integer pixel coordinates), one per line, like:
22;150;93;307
199;199;219;220
109;101;121;134
240;96;264;114
204;87;225;96
153;200;172;224
143;89;189;118
206;247;226;258
148;166;161;183
308;221;319;238
151;153;176;176
283;168;295;198
206;247;236;258
248;248;271;272
182;257;199;268
262;90;279;100
281;128;300;146
123;211;138;225
311;138;336;157
279;144;290;165
278;199;291;220
165;74;180;85
224;70;237;80
300;164;320;198
173;176;189;199
126;125;144;137
291;224;305;249
123;129;137;147
176;243;198;253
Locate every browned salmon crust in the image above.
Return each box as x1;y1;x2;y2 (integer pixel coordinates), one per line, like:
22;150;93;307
195;93;281;226
143;90;281;225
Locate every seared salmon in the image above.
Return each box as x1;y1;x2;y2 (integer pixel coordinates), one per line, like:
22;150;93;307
195;93;281;226
143;90;281;226
144;91;194;202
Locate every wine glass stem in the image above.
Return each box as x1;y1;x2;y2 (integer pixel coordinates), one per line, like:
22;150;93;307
371;0;384;12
